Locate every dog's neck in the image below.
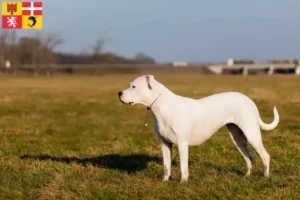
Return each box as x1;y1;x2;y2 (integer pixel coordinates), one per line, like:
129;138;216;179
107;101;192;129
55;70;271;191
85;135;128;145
147;94;161;110
155;81;172;95
148;81;174;112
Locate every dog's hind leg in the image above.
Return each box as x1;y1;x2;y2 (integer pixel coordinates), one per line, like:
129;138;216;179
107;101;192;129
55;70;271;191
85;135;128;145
239;123;270;177
226;123;254;176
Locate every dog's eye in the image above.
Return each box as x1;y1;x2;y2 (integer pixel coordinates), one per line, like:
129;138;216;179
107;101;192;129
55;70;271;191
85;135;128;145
132;85;136;89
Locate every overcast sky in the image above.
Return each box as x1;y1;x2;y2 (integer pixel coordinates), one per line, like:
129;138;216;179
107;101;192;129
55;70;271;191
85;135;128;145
4;0;300;62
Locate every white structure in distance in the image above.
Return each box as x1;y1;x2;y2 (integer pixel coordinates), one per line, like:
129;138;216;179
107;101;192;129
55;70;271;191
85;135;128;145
173;62;188;67
5;60;11;68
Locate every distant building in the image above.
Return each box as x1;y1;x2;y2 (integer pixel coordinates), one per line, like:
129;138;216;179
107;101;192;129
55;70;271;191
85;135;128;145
227;58;234;66
268;59;298;65
268;59;281;64
173;62;188;67
227;58;254;66
282;59;295;65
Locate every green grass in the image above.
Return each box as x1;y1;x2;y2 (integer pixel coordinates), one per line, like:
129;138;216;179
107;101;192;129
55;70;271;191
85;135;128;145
0;75;299;199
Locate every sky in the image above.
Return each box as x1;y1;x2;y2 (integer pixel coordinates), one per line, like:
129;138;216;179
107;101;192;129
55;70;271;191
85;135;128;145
3;0;300;63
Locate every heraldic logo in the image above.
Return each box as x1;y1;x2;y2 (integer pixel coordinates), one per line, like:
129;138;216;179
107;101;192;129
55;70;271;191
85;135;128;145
2;2;42;29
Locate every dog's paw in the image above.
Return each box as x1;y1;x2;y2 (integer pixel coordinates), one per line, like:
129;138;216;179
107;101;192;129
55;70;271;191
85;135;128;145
180;178;188;183
245;171;251;177
162;176;171;182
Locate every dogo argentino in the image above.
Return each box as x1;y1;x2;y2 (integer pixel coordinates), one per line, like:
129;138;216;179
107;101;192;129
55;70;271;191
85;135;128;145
118;75;279;182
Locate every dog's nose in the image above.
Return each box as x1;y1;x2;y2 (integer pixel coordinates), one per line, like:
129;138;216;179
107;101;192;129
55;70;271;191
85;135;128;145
118;91;123;97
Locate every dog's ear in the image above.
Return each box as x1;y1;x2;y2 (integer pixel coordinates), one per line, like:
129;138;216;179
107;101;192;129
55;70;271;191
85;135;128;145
146;75;155;90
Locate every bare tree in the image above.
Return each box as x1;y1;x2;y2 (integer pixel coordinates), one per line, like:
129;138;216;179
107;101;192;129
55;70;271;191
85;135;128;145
30;31;64;75
44;32;63;75
93;38;105;55
40;31;64;66
92;38;106;62
18;36;41;64
0;31;9;68
0;30;18;74
91;34;113;63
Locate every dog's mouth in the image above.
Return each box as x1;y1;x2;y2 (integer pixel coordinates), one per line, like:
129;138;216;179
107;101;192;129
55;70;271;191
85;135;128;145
119;98;134;106
119;97;126;104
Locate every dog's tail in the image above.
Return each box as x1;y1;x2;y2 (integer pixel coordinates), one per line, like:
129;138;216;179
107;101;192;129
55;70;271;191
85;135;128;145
259;106;279;131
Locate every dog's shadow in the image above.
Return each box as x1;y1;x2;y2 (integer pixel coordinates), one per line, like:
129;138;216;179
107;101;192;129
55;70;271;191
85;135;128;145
21;154;245;176
21;154;161;174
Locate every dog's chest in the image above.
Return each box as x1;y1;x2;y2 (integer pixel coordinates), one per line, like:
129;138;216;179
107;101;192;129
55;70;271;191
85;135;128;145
153;114;177;145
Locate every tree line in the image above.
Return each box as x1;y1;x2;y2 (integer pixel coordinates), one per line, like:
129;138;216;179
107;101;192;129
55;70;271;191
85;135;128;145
0;30;156;68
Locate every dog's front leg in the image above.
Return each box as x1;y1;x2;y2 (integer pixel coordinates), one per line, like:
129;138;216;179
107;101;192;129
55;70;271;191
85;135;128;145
178;141;189;183
159;139;173;181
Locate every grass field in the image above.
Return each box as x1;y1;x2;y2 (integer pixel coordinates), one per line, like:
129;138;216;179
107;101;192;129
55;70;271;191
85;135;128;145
0;75;299;199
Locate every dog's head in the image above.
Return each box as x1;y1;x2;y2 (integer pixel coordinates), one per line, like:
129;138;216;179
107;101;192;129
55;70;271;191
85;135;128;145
118;75;157;106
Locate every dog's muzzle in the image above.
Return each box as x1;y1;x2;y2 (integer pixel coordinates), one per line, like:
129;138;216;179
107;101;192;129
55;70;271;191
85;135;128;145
118;91;133;105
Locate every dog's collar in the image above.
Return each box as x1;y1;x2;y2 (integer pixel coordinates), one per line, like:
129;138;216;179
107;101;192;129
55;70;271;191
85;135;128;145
147;94;161;110
145;94;161;128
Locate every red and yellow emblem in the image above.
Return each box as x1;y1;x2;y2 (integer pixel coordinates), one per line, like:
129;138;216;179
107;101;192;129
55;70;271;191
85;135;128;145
2;2;42;29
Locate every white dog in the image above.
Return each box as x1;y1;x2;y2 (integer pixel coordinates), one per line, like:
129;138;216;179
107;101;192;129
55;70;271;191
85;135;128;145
118;75;279;182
